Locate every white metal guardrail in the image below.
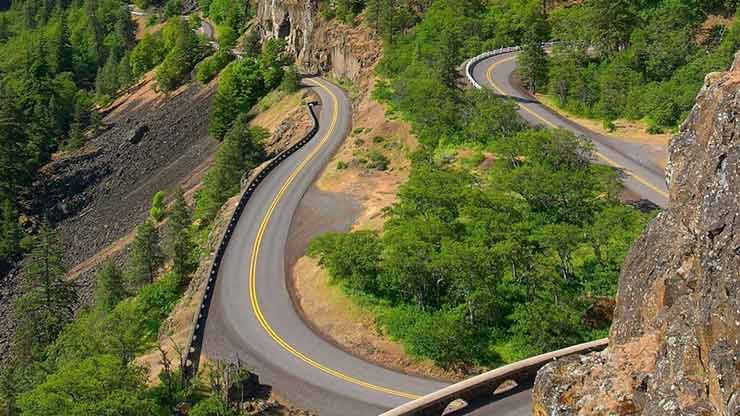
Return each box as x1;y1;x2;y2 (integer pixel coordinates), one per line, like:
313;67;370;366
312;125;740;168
465;46;521;89
379;338;607;416
465;42;559;89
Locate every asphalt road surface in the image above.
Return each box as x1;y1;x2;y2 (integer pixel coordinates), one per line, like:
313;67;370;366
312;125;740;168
202;78;539;415
202;52;668;415
471;52;669;208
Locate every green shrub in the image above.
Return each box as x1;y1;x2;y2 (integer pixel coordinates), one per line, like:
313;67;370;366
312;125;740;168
190;397;236;416
156;47;190;92
149;191;166;221
197;116;267;223
195;50;233;84
281;65;301;93
308;231;381;293
603;119;616;133
379;307;491;369
130;33;166;77
367;151;389;171
134;272;181;335
209;59;266;139
336;160;349;170
156;18;203;92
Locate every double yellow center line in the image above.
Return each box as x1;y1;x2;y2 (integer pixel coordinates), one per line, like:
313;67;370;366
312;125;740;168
247;77;420;400
485;56;668;199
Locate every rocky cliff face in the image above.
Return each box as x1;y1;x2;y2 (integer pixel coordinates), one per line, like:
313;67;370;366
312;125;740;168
256;0;318;64
533;53;740;415
255;0;381;83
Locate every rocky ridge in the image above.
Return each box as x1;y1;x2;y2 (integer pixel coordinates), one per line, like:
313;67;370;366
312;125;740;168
256;0;381;83
533;52;740;415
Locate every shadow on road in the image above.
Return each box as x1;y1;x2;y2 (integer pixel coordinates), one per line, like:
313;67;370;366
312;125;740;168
444;380;534;416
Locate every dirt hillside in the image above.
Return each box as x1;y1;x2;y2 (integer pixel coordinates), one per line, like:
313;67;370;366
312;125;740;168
0;74;219;358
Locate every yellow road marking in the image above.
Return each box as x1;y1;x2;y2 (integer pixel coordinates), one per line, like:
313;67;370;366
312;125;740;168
485;56;668;199
247;77;420;400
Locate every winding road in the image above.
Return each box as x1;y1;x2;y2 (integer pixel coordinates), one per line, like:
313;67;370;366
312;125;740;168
203;78;446;415
472;51;669;208
202;52;669;416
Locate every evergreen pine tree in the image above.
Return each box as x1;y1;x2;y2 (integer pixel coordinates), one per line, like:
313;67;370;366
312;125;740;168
517;20;549;93
95;53;119;97
95;260;127;311
14;222;77;360
0;198;22;263
117;51;133;89
366;0;381;32
126;219;164;288
165;188;195;282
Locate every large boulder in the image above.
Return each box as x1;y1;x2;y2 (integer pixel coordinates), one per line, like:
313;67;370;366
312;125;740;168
533;52;740;415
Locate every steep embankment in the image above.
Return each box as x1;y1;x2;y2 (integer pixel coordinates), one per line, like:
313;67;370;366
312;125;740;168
533;52;740;415
0;75;219;359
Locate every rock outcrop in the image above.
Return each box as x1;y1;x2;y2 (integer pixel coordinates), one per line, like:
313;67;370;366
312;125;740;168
533;52;740;415
255;0;381;83
256;0;319;65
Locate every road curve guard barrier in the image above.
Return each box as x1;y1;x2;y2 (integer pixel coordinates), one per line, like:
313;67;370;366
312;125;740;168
379;338;607;416
182;100;321;381
464;42;559;89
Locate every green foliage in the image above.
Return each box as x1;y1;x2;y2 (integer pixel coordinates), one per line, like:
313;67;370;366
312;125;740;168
517;14;549;93
365;0;418;44
130;32;167;77
208;0;248;34
309;231;382;293
380;306;493;369
281;65;301;92
207;36;289;138
197;116;267;223
165;187;196;281
190;396;236;416
14;223;77;361
366;150;389;170
209;59;266;138
312;138;650;367
241;30;262;58
0;0;145;268
259;39;289;90
134;272;182;343
195;50;234;84
17;355;157;416
126;219;164;288
150;190;167;222
156;17;204;92
311;0;657;369
95;260;127;312
334;0;365;24
2;194;214;414
164;0;183;18
0;198;22;264
546;0;740;128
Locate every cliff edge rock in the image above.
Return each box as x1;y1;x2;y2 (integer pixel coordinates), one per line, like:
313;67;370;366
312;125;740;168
532;52;740;415
256;0;381;83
